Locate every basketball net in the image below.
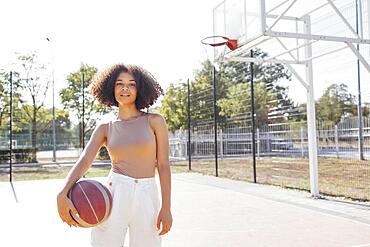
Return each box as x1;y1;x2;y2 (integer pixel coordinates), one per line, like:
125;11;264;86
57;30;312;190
201;36;238;69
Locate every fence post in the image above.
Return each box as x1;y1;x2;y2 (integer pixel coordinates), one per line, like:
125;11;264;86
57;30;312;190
183;130;187;158
300;127;304;158
225;128;228;155
194;132;197;156
220;128;223;159
257;128;260;158
187;78;192;170
335;124;339;159
29;124;32;145
266;127;270;153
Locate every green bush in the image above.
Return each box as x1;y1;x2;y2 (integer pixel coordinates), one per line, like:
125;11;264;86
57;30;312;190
0;148;38;163
97;146;110;160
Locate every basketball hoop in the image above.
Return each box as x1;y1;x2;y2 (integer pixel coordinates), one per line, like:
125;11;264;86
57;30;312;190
201;36;238;66
201;36;238;51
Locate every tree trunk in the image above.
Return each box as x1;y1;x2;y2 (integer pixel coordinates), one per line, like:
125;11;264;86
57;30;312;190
31;108;37;162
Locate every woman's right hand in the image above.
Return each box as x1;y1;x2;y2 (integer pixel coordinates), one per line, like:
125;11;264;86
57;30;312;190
56;123;108;227
56;192;79;227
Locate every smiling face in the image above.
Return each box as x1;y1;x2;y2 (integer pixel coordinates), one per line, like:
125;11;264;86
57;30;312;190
114;72;138;106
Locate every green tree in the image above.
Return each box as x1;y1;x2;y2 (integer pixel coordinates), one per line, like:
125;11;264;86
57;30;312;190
14;106;73;150
217;49;294;126
33;108;74;149
160;49;294;131
0;70;23;129
11;52;50;161
363;103;370;117
218;82;276;127
291;103;307;122
316;83;357;124
60;64;110;146
159;82;188;133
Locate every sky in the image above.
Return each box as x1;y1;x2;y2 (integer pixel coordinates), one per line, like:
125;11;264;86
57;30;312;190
1;0;370;124
0;0;217;110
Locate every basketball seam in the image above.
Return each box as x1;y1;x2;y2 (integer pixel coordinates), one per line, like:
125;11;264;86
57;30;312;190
78;183;100;224
70;210;94;227
69;188;94;227
88;180;112;222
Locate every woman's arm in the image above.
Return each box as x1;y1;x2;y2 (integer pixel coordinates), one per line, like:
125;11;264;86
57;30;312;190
150;114;173;236
57;122;108;226
59;122;107;194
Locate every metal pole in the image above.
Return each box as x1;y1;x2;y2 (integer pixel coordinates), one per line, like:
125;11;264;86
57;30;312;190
212;66;219;177
220;128;224;159
187;79;192;171
9;72;13;183
304;15;319;198
355;0;365;160
300;127;304;158
335;125;339;159
250;50;257;183
257;128;260;158
52;70;56;162
46;37;57;162
81;72;85;150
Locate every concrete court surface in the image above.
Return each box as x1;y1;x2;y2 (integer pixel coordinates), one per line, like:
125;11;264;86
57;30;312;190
1;172;370;247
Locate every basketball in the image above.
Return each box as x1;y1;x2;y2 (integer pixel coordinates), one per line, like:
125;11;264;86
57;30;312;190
68;179;113;228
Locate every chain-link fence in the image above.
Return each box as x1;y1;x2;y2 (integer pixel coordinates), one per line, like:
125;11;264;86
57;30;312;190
170;116;370;201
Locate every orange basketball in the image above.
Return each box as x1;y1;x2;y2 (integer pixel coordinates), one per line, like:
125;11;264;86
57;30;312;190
68;179;113;228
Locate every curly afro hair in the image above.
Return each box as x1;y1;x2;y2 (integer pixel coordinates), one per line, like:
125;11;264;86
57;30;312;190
89;64;164;109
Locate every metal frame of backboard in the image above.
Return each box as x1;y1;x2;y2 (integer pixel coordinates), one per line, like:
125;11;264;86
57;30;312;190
213;0;370;197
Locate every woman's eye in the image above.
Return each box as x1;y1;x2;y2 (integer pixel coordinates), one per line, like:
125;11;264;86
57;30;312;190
116;82;135;88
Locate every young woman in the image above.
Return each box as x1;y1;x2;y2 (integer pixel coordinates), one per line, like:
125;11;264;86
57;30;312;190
56;64;172;247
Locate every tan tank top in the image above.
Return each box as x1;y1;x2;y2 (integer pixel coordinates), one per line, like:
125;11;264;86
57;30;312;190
106;112;157;174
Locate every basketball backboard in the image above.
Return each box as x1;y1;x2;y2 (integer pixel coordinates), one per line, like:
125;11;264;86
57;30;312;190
213;0;370;63
209;0;370;198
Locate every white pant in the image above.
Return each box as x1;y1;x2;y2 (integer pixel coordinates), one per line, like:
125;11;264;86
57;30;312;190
91;171;162;247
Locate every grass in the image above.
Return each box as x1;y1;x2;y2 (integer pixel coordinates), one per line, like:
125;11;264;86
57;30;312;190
0;163;189;182
172;157;370;202
1;157;369;201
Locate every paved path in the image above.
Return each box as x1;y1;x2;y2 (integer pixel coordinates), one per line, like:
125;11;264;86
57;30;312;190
1;173;370;247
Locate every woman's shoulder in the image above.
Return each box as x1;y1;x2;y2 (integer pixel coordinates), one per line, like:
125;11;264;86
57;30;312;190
147;112;166;122
95;119;111;127
93;121;110;136
147;113;167;130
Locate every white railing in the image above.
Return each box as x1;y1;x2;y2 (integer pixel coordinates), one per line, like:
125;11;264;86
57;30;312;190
169;117;370;160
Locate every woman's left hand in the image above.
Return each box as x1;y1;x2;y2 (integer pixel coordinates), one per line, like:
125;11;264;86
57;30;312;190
157;208;173;236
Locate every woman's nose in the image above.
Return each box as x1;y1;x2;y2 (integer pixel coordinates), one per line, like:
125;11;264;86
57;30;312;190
121;85;130;91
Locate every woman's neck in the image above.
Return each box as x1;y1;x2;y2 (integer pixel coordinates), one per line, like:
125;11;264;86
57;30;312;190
117;105;143;120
